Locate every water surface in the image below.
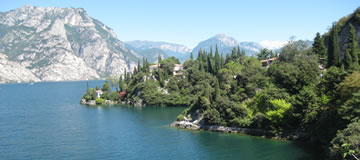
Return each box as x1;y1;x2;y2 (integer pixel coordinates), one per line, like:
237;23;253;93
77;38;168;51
0;81;323;159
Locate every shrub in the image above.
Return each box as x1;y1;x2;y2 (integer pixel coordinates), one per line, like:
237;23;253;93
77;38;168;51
95;98;105;104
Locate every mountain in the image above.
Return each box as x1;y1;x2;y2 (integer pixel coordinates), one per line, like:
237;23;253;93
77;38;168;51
126;40;191;62
191;34;262;57
0;5;137;83
191;34;289;58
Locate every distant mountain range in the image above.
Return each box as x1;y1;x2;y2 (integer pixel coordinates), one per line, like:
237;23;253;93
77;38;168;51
127;34;288;62
125;40;191;63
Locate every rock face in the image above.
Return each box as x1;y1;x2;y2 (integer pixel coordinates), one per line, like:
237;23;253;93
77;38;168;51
0;5;137;83
334;8;360;59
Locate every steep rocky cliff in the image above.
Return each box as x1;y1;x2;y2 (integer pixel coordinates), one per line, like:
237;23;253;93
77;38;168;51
325;8;360;59
0;5;137;83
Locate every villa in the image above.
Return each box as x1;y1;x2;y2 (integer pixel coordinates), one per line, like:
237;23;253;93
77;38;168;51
96;90;103;98
261;57;277;67
173;64;184;75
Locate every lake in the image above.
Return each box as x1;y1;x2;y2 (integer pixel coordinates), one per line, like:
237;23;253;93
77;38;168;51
0;81;324;160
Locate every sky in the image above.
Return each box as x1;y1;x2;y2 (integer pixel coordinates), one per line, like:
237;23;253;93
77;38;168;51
0;0;359;48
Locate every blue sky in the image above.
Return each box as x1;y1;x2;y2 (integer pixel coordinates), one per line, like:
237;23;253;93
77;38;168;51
0;0;359;48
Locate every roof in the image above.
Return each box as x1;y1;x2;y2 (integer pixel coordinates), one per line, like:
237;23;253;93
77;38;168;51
174;64;183;67
96;90;103;94
260;57;278;63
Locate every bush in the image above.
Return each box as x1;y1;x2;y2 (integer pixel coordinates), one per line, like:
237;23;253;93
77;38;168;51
176;114;185;121
95;98;105;104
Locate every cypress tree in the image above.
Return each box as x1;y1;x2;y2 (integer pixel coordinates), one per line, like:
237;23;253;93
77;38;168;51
237;46;241;58
158;54;162;63
215;44;221;74
241;49;246;57
198;49;203;62
142;58;146;72
145;58;149;72
207;54;213;74
190;52;193;60
124;68;127;81
86;81;89;95
348;24;359;66
344;49;353;69
137;60;141;72
328;23;340;67
231;47;237;59
220;53;224;68
118;76;123;92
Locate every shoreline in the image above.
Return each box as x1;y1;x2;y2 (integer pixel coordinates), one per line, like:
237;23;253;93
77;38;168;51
170;120;311;141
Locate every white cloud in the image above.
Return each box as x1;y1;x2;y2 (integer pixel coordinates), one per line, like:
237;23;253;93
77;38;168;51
259;40;287;50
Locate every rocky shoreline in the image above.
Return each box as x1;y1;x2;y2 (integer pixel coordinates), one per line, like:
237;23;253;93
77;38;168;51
170;120;311;141
80;99;118;106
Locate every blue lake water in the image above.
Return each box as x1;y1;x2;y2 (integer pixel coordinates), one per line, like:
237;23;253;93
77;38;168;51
0;81;324;160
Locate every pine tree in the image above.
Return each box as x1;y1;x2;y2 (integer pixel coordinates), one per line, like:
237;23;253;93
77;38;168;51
215;44;221;74
328;23;340;67
344;49;353;69
348;24;359;66
312;32;327;64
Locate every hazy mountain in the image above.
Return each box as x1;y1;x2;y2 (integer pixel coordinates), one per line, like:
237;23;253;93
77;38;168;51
125;43;168;63
191;34;260;57
0;5;137;83
191;34;288;58
126;40;191;62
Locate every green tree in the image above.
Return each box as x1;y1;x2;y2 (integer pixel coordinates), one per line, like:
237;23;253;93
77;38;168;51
102;81;111;93
347;24;359;66
214;79;220;100
312;32;327;64
231;47;237;59
330;120;360;160
338;72;360;100
328;23;340;67
214;44;221;74
207;54;213;73
344;49;353;69
190;52;193;60
266;99;292;124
